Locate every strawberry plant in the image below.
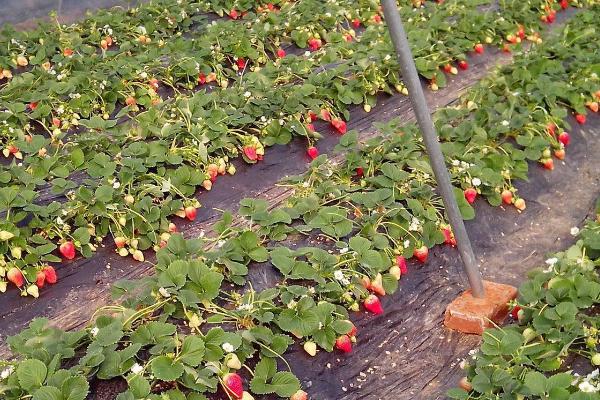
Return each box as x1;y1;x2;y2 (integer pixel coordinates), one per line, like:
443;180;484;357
0;0;595;298
449;200;600;399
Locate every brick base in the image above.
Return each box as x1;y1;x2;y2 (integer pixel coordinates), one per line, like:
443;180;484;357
444;281;518;335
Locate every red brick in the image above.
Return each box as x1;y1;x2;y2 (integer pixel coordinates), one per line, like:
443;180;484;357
444;280;518;335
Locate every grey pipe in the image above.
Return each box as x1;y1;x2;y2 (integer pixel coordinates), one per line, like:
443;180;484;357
380;0;485;298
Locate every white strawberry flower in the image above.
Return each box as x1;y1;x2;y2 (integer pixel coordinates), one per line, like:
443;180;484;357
90;326;99;337
158;287;170;298
222;342;234;353
571;227;580;236
334;270;344;281
1;366;14;379
131;363;144;374
545;257;558;265
501;120;509;126
579;381;598;393
244;91;251;98
472;177;481;187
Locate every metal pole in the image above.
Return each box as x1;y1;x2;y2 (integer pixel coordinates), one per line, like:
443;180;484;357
380;0;485;298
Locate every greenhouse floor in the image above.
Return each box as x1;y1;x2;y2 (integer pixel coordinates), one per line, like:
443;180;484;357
1;4;599;399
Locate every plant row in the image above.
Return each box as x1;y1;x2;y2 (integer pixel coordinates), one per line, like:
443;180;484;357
0;0;595;297
449;200;600;400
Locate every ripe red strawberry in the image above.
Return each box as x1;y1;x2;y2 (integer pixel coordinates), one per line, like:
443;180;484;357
558;131;570;146
442;226;456;246
307;146;319;160
43;266;57;284
320;109;331;121
185;206;197;221
356;167;364;177
345;34;353;42
560;0;568;9
458;60;468;70
36;271;46;288
331;119;347;134
510;305;521;320
306;123;315;132
7;267;24;287
63;48;74;57
290;390;308;400
59;241;76;260
236;58;246;69
364;294;383;315
517;25;526;39
222;373;244;399
546;122;556;136
541;158;554;170
464;188;477;204
335;335;352;353
114;236;126;248
308;38;322;51
308;111;318;121
52;117;61;127
546;12;555;23
501;189;513;205
29;102;38;110
372;14;382;24
276;48;286;58
243;146;258;161
554;148;565;160
348;322;357;337
198;72;207;84
473;43;484;54
352;18;361;28
414;246;428;263
396;255;408;274
575;114;586;124
229;9;239;19
370;273;386;296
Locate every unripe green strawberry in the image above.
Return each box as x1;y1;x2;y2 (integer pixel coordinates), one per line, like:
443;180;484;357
226;354;242;370
27;284;39;298
303;341;317;356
